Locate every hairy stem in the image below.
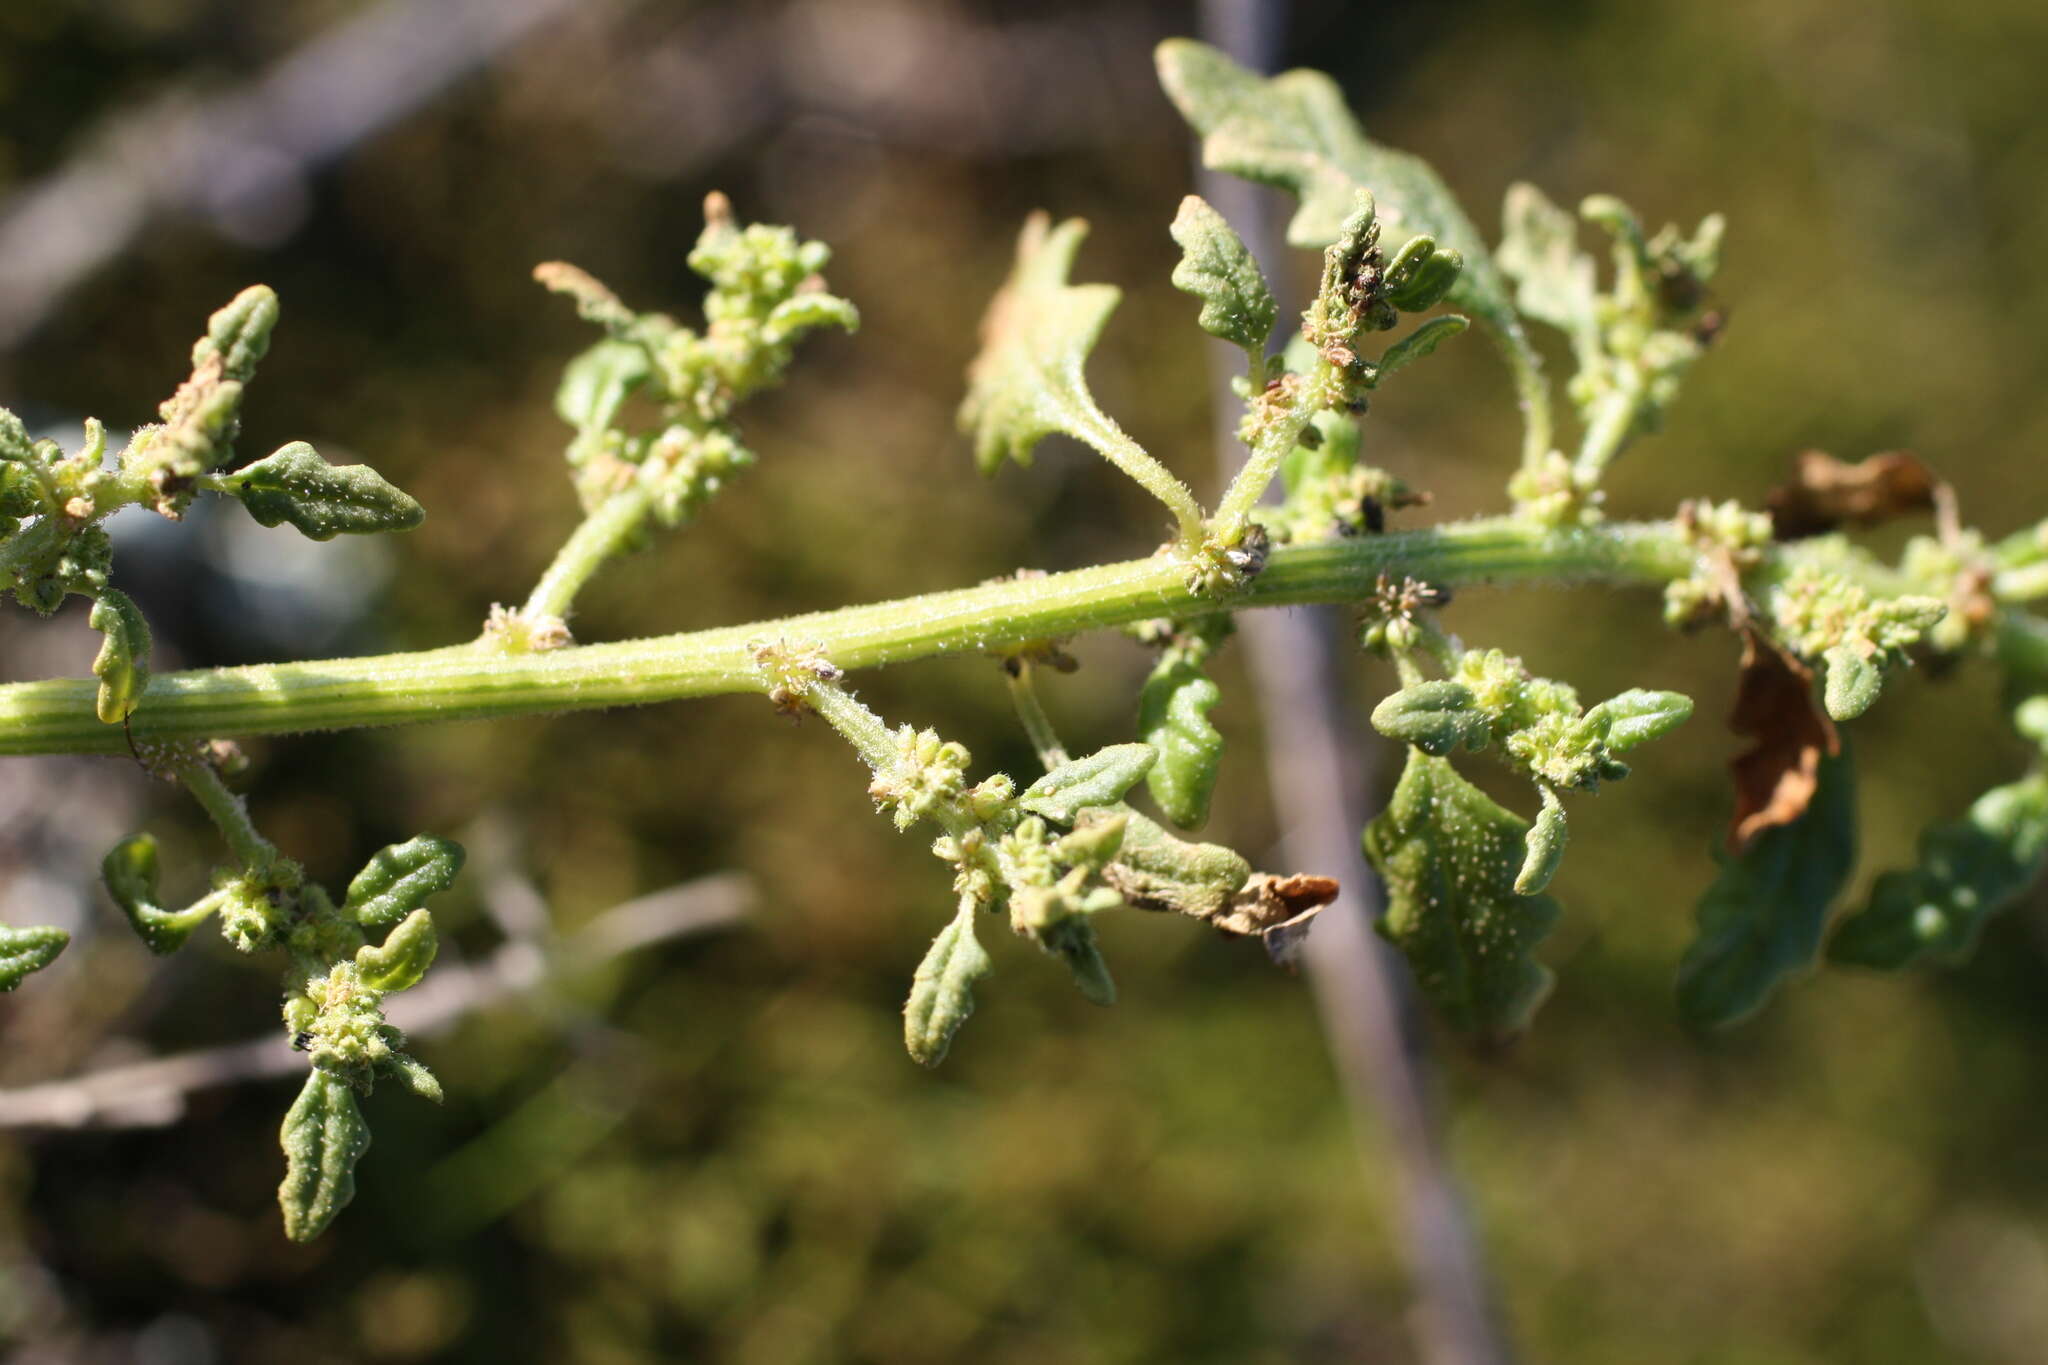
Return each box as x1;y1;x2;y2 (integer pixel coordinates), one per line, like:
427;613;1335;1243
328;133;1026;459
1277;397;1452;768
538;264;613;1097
1004;663;1070;770
175;757;280;871
521;484;654;621
1069;407;1207;548
1;518;2032;756
1210;374;1322;539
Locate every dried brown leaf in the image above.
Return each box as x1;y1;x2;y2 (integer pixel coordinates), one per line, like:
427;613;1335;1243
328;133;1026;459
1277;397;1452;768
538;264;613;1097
1727;628;1839;851
1767;450;1938;540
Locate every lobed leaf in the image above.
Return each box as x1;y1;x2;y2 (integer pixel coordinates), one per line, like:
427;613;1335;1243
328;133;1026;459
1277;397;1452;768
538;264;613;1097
1585;689;1693;752
354;908;438;993
225;442;425;541
1168;194;1278;361
277;1070;372;1242
1830;772;2048;969
1516;786;1568;895
1091;808;1253;919
957;213;1129;475
1155;40;1530;361
903;902;994;1067
1377;315;1469;379
1369;680;1491;756
555;339;651;434
1362;750;1561;1041
343;835;465;928
1677;749;1856;1029
1019;744;1156;824
100;833;214;954
1138;659;1224;830
1495;182;1598;336
0;923;68;992
88;588;151;724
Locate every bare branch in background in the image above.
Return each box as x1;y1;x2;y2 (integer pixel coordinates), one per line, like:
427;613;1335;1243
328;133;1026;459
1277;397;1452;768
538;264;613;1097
0;872;752;1131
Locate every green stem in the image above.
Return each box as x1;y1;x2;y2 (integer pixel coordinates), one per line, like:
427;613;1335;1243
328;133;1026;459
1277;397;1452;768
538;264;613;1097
1069;408;1206;549
1496;319;1554;473
2;516;2033;757
1005;664;1070;771
1210;374;1322;540
1571;368;1646;486
521;484;654;621
176;757;280;872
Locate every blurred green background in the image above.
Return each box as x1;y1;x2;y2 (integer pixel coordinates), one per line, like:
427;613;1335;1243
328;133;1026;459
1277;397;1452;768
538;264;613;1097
2;1;2046;1361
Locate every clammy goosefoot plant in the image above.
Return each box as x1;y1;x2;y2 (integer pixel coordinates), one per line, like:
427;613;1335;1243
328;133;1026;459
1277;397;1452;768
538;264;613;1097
3;41;2046;1243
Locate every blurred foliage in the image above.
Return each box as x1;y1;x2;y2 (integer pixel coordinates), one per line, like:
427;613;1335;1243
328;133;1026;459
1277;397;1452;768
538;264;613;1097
3;0;2048;1361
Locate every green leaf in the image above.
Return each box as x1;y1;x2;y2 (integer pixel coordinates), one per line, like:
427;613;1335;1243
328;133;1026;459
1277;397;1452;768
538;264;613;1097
1584;689;1693;751
1138;659;1225;830
1044;917;1117;1006
1019;743;1157;824
277;1070;372;1242
1362;750;1561;1041
1830;772;2048;969
554;339;650;433
957;213;1129;475
1168;194;1278;361
1382;235;1463;313
223;442;425;541
100;833;214;954
354;908;438;993
1155;40;1530;362
1822;644;1882;722
0;924;68;992
1088;808;1252;920
1377;315;1469;378
1495;182;1599;335
903;901;993;1067
1516;786;1568;895
1369;681;1491;756
193;284;279;383
1677;749;1856;1029
88;588;151;724
343;835;465;928
380;1053;444;1104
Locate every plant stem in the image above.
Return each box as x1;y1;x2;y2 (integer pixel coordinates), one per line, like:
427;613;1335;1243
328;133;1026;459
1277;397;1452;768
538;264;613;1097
175;757;279;871
521;484;653;621
2;517;2034;756
1209;371;1322;539
1069;406;1207;549
1004;664;1070;770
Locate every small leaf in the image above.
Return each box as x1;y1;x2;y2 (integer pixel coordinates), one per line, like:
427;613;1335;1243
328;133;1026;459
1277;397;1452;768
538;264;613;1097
1586;688;1694;751
380;1053;444;1104
1677;748;1856;1029
1369;681;1491;756
1362;750;1561;1041
344;835;465;928
1767;450;1938;541
1830;771;2048;969
1043;918;1117;1005
354;908;438;993
958;213;1128;475
1377;315;1468;378
193;284;280;383
1019;744;1157;823
554;339;650;434
224;442;425;541
1094;808;1253;919
88;588;151;724
1138;659;1224;829
1382;235;1462;313
100;833;214;954
1495;182;1598;335
1516;786;1568;895
277;1070;372;1242
1168;194;1278;360
0;924;68;992
903;901;994;1067
1822;644;1883;722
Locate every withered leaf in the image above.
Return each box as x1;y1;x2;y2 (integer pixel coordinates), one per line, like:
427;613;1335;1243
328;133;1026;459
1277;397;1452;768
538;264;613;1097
1767;450;1938;540
1727;627;1839;851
